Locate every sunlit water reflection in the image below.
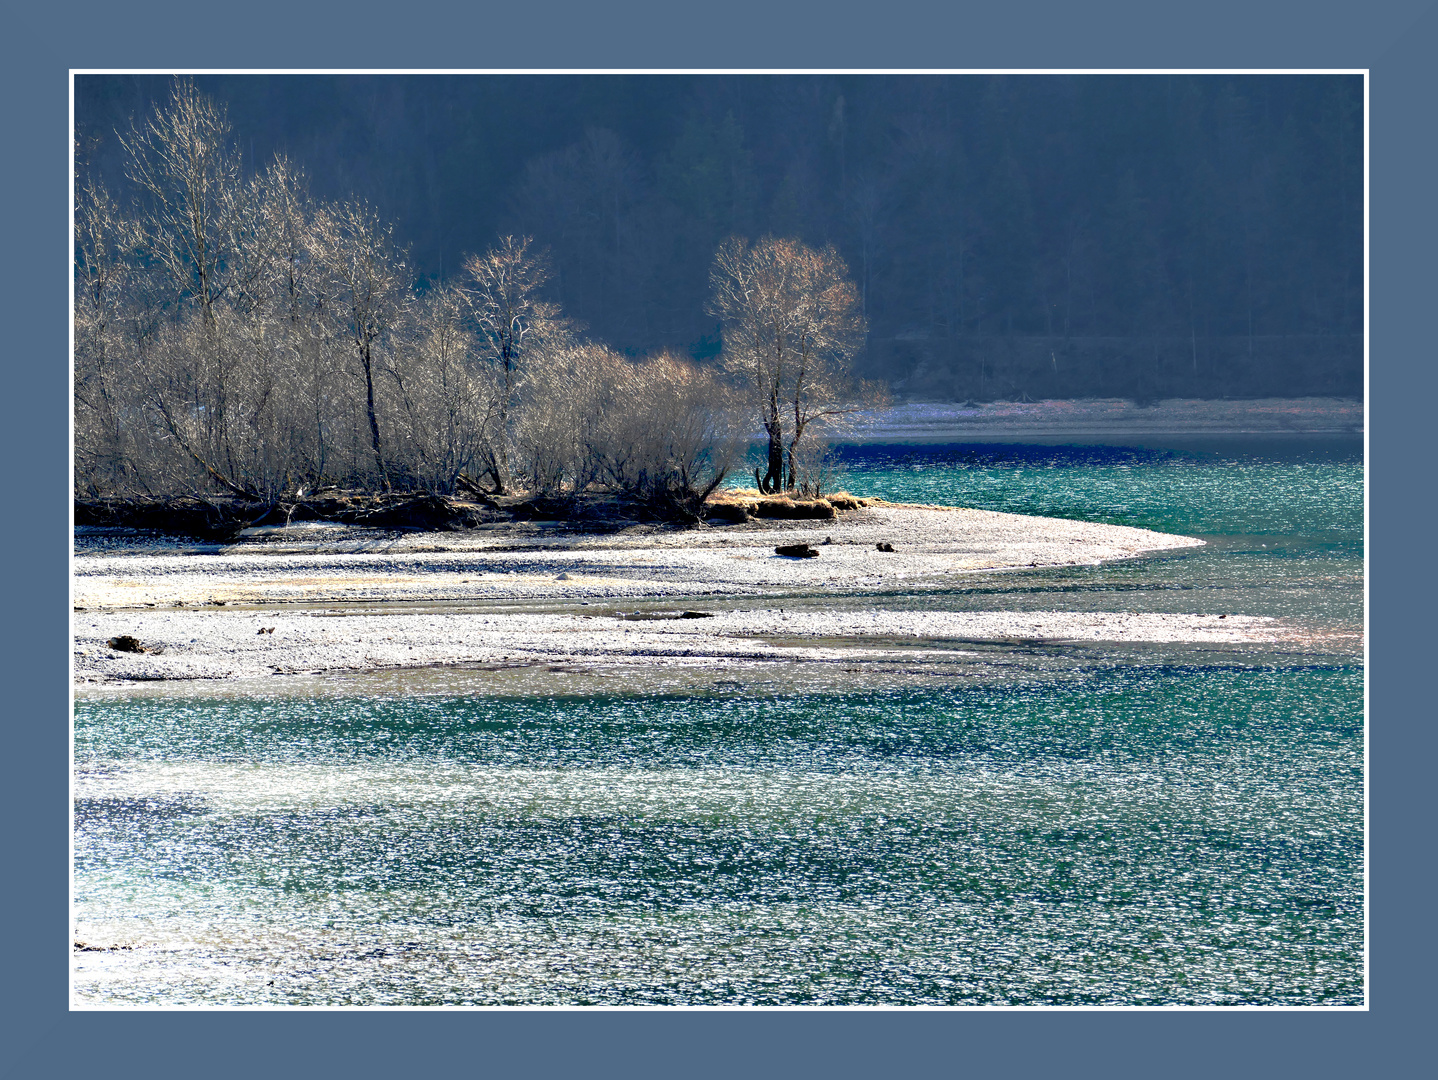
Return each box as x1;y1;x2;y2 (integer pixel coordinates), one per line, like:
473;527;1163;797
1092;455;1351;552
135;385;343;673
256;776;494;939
74;436;1363;1005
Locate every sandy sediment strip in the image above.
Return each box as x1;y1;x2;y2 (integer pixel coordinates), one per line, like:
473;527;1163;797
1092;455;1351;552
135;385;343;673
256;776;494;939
72;505;1239;685
74;506;1201;610
73;606;1298;684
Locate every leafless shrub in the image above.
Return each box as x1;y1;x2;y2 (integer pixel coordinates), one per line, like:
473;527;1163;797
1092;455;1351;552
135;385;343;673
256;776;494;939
587;350;743;514
506;344;742;513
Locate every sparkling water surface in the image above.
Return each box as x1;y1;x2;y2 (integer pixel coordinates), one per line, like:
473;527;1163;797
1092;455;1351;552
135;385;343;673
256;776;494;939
74;435;1364;1006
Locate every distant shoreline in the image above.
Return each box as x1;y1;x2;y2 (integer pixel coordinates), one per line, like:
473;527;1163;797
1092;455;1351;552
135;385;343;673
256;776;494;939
843;396;1364;442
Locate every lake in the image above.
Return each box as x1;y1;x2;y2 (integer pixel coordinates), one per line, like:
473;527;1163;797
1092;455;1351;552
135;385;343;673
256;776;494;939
73;435;1364;1006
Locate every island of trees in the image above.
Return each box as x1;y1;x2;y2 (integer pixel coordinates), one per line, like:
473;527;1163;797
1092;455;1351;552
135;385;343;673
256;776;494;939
76;82;877;534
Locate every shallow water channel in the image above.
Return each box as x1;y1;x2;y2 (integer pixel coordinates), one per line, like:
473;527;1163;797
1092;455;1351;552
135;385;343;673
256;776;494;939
74;436;1364;1006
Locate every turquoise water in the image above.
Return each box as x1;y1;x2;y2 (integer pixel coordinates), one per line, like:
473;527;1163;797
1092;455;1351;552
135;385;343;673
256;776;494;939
74;436;1364;1006
836;438;1362;545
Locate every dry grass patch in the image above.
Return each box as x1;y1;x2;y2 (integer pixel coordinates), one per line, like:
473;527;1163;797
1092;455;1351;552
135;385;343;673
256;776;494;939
704;489;877;521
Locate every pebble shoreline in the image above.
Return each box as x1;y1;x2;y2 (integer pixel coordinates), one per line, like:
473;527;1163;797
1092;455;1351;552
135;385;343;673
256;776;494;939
67;504;1293;688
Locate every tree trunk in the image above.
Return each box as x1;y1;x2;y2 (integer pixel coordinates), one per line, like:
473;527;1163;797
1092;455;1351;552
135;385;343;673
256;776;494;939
786;417;808;492
361;345;389;492
757;420;784;494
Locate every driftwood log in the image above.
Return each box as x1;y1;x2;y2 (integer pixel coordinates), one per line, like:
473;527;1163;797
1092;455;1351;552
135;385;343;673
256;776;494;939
775;543;820;558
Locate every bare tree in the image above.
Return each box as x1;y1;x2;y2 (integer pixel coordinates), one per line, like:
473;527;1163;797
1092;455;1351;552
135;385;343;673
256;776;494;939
115;81;254;492
390;281;497;494
309;201;409;490
461;236;567;492
74;174;145;492
252;158;337;485
709;236;868;493
118;79;249;322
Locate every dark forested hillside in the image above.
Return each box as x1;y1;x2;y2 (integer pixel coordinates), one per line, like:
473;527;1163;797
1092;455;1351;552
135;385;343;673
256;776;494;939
75;73;1363;401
